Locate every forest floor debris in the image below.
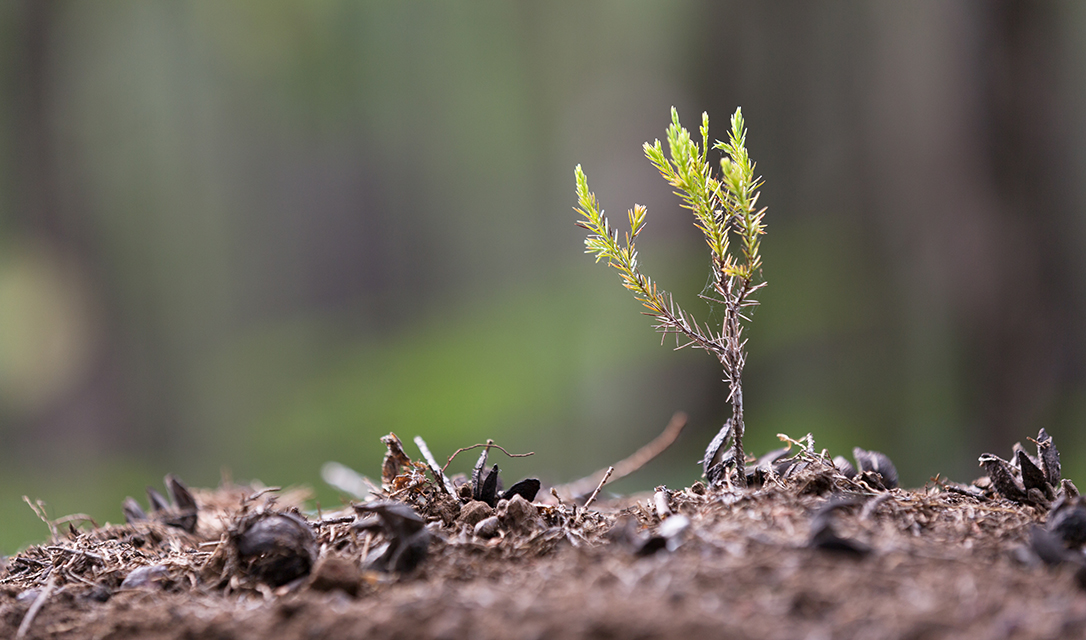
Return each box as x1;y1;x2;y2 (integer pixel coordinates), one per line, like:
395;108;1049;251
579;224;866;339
2;431;1086;639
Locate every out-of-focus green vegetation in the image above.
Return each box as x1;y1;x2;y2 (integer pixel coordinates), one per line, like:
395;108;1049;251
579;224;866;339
2;2;1086;554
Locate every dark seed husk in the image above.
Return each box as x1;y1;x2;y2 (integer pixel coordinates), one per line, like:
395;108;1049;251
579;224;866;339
122;497;146;524
832;456;857;479
1049;501;1086;548
500;478;541;503
478;465;502;507
1029;525;1072;567
702;419;733;486
1016;449;1050;497
1037;428;1061;487
979;454;1028;503
354;501;430;573
233;511;317;587
808;498;870;558
471;448;489;501
853;448;899;489
146;487;170;512
166;475;197;512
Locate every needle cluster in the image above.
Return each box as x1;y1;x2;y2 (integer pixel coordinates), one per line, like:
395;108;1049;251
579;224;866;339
574;107;766;488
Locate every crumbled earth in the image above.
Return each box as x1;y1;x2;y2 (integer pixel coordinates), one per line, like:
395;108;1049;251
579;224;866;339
3;449;1086;639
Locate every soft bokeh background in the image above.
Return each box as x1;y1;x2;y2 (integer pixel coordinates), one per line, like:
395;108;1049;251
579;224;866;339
2;1;1086;553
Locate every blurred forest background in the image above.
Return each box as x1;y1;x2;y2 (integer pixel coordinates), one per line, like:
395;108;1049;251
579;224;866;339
1;1;1086;553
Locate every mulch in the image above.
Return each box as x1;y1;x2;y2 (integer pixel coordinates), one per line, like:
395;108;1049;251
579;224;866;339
2;434;1085;640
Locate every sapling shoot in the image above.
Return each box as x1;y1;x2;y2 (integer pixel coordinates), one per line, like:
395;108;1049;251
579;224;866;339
574;107;767;488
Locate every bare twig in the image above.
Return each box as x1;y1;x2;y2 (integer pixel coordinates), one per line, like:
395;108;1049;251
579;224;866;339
582;466;614;510
321;461;380;500
360;531;373;562
442;442;534;473
556;412;687;500
45;546;105;563
23;497;57;540
414;436;457;496
16;570;55;639
53;514;98;529
242;487;281;505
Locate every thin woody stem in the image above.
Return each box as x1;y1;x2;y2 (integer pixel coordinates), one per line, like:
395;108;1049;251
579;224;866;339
576;107;765;491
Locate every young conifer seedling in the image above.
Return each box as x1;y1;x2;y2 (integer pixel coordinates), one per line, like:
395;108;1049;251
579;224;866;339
574;107;766;488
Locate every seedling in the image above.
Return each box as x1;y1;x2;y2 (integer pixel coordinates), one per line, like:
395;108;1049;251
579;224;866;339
574;107;766;488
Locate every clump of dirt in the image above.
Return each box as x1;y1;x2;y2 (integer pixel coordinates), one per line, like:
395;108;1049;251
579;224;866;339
2;432;1086;640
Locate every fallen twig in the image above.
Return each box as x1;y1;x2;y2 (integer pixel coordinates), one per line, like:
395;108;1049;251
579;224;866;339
23;497;57;540
44;546;105;563
414;436;457;496
556;411;687;500
582;466;614;510
242;487;281;505
53;514;98;529
442;441;534;473
16;570;55;639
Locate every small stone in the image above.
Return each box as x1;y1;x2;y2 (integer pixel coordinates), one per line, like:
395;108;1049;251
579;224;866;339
458;500;493;527
308;556;362;597
657;514;689;542
497;494;538;531
120;564;170;590
474;516;501;539
84;585;112;603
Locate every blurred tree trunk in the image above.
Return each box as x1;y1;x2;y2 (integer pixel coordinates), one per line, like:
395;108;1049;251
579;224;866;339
863;1;1085;454
694;0;1086;477
9;0;127;460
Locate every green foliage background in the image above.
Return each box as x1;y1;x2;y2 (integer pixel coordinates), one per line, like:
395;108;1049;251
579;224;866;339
2;1;1086;552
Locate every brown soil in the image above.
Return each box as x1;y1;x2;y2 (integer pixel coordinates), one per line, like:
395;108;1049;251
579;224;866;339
2;451;1085;640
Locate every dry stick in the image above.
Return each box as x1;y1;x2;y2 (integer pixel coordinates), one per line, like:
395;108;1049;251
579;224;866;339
582;466;614;511
556;411;688;501
45;546;105;564
16;570;55;640
361;531;373;562
23;496;57;540
414;436;457;496
242;487;281;505
442;442;534;473
53;514;98;529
